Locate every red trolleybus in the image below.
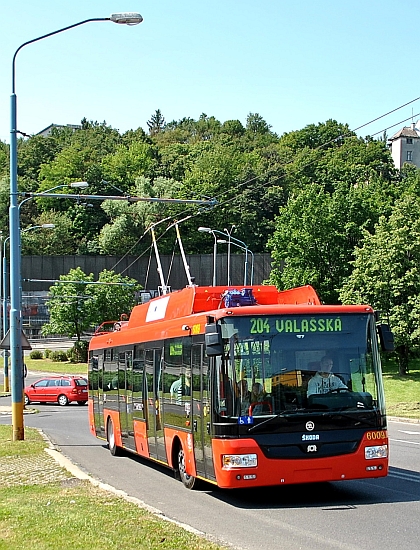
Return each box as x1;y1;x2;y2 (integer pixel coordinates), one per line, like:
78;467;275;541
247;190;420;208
88;284;393;489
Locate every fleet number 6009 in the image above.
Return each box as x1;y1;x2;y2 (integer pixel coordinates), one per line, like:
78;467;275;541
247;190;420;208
366;431;386;440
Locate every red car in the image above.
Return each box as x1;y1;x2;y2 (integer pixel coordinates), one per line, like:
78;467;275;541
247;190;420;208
24;376;88;406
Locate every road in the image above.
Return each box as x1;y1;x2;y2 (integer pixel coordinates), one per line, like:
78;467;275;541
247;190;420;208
1;374;420;550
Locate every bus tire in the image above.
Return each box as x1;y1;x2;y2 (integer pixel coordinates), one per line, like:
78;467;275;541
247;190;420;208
107;418;122;457
177;446;199;490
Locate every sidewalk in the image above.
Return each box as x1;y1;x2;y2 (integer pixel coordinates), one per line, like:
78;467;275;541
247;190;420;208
25;338;81;354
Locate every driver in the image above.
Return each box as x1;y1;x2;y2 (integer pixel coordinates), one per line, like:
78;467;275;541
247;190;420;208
307;356;348;396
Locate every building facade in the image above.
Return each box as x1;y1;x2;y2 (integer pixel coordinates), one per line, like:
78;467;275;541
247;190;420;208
388;121;420;169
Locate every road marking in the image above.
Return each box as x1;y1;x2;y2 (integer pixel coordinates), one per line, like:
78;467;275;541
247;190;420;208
399;430;420;435
388;470;420;483
390;438;420;446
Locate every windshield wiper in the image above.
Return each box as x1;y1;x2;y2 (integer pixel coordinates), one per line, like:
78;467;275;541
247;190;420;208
247;409;306;433
321;410;379;428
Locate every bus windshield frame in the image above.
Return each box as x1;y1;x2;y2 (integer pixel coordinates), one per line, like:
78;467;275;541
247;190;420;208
214;312;385;423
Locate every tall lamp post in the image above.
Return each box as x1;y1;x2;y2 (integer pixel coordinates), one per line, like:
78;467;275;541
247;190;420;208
9;12;142;441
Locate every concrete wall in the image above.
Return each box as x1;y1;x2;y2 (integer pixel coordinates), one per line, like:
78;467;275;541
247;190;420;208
21;253;273;292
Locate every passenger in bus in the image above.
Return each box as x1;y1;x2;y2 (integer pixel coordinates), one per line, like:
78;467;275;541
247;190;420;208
170;378;182;404
250;382;266;403
250;382;272;414
307;356;348;396
236;379;251;415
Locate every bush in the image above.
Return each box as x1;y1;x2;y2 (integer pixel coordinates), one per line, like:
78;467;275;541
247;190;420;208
29;350;43;360
67;341;89;363
49;350;68;362
44;349;52;359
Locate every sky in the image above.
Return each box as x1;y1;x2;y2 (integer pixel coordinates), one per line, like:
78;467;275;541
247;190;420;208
1;0;419;143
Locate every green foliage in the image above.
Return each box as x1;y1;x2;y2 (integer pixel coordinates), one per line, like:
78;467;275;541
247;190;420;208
98;176;182;255
67;341;89;363
0;177;9;235
0;140;8;179
44;349;52;358
88;269;141;326
147;108;166;136
29;350;43;360
101;141;156;189
340;193;420;374
49;350;68;362
21;211;76;254
43;267;140;339
268;174;392;303
42;267;96;341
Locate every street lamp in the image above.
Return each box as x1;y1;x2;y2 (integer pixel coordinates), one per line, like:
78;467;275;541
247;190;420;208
9;13;142;441
217;239;254;286
2;224;55;392
198;227;218;286
224;225;236;286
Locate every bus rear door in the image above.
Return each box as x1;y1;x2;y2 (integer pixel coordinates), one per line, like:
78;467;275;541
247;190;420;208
191;344;215;481
90;351;105;438
145;348;167;463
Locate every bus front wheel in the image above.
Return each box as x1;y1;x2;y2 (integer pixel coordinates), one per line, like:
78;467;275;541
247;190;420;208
177;446;199;490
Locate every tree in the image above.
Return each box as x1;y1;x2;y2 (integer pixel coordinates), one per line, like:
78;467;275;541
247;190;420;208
147;109;166;136
340;194;420;375
98;176;182;255
246;113;272;134
101;141;156;190
43;267;140;340
21;211;81;255
268;177;393;304
0;140;8;179
42;268;95;341
90;269;141;325
0;177;9;236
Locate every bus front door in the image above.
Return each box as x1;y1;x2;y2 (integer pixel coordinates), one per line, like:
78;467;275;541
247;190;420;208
192;345;215;481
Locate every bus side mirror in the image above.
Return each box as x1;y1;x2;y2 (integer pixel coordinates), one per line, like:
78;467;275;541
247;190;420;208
377;324;395;352
205;322;223;356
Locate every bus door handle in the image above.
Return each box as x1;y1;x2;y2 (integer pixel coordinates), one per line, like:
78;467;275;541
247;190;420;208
193;420;198;432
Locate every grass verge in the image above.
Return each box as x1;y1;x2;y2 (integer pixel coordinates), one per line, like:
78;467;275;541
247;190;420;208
0;425;224;550
382;356;420;419
25;357;87;375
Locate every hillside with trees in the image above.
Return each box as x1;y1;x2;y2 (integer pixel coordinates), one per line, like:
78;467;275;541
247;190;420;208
2;111;420;372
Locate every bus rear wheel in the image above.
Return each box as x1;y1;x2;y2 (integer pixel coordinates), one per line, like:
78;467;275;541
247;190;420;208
107;418;122;457
177;446;199;490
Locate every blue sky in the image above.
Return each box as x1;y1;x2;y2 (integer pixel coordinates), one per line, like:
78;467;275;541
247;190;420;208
1;0;418;143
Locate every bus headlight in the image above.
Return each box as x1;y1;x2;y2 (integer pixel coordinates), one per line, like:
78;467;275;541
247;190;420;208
365;445;388;459
222;454;258;469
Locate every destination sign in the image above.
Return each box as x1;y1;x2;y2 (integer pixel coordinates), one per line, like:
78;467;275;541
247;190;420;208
250;317;343;334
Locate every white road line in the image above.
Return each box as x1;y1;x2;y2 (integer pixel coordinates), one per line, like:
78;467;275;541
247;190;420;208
388;470;420;483
390;438;420;446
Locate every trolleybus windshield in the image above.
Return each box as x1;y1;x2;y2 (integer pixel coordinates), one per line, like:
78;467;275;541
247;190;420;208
215;313;385;420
